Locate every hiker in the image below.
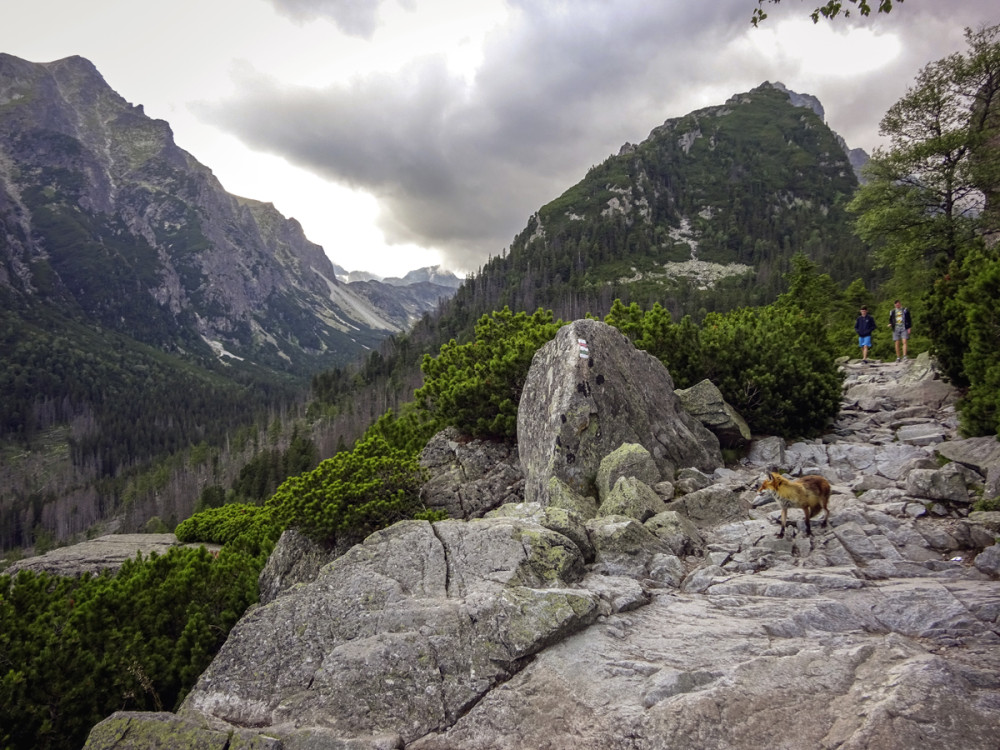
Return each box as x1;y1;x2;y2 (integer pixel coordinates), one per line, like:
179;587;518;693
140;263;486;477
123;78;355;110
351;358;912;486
854;306;876;363
888;300;912;361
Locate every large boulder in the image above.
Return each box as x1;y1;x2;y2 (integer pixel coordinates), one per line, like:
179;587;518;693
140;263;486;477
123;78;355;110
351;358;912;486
518;319;722;506
174;519;599;746
3;534;220;577
935;436;1000;501
597;476;667;522
595;443;660;502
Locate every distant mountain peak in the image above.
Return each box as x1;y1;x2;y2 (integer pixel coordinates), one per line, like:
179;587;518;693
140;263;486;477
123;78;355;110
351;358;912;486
0;53;458;376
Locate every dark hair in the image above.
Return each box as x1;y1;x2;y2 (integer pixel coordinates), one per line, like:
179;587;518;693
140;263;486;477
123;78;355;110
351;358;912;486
860;306;867;311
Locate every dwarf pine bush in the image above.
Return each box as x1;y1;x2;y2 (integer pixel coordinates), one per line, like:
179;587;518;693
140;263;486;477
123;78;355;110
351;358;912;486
416;307;562;439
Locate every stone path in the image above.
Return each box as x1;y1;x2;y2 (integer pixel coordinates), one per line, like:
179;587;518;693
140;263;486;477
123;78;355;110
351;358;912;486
412;352;1000;750
720;352;1000;579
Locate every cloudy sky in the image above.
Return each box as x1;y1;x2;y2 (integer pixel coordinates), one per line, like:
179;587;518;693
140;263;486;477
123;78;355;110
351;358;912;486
2;1;997;277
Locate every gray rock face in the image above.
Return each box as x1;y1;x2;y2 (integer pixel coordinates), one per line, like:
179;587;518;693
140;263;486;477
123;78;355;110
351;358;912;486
419;427;524;518
518;319;722;504
178;519;600;746
675;378;751;447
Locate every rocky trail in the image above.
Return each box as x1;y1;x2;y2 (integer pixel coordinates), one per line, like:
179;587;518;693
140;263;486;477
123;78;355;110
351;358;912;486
83;332;1000;750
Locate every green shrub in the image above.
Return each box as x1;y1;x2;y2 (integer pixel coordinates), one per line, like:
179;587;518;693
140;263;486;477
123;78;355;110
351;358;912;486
416;307;562;439
266;433;426;546
699;305;842;437
956;248;1000;436
0;545;260;750
174;503;280;558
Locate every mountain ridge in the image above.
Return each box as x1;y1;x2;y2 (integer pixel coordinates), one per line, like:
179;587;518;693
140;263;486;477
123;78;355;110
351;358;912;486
0;53;455;374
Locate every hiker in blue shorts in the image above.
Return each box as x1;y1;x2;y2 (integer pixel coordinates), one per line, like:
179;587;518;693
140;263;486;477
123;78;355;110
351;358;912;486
855;306;876;363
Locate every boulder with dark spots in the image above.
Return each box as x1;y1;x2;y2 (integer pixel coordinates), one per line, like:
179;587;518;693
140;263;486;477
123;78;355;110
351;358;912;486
517;319;722;506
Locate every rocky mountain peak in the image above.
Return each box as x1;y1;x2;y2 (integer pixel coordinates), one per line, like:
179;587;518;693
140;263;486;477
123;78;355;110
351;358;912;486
0;53;457;376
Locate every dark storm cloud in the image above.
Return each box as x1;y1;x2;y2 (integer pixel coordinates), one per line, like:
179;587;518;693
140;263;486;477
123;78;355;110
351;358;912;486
204;0;999;272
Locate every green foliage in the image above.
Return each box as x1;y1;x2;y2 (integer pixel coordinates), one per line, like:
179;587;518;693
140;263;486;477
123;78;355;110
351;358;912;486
956;247;1000;435
230;431;319;503
364;404;443;455
267;433;426;546
699;305;842;437
849;24;1000;435
0;546;261;750
416;307;563;439
174;504;280;558
605;299;842;438
752;0;900;26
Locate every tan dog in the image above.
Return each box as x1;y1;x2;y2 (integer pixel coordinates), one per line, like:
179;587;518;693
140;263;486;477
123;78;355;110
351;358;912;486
756;472;831;538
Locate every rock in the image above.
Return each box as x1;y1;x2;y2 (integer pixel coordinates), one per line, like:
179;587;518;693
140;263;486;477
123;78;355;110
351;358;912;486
905;465;971;504
579;572;650;615
410;593;1000;750
936;436;1000;500
86;354;1000;750
486;502;595;562
644;510;704;557
784;441;829;474
974;545;1000;577
968;511;1000;533
673;467;713;495
680;564;727;593
419;427;524;518
544;476;600;519
896;422;948;445
517;319;722;505
873;443;936;480
177;519;599;746
83;711;272;750
652;480;675;500
844;378;958;412
585;515;672;578
258;529;338;605
647;553;686;588
596;476;666;522
595;443;660;502
663;484;748;527
745;435;785;468
674;378;751;447
4;534;219;577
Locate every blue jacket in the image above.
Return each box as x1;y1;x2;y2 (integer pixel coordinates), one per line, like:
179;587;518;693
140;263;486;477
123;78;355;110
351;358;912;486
855;313;876;336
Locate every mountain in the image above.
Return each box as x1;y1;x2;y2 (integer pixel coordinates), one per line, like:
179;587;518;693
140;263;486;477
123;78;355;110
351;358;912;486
336;265;464;329
0;54;456;552
0;53;446;374
439;81;875;334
